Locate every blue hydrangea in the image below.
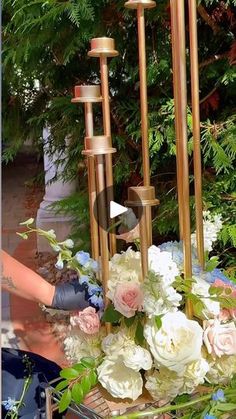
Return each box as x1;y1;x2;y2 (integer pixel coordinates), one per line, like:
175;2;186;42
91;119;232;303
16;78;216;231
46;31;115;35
203;415;216;419
88;283;103;295
89;260;99;272
75;251;90;266
2;398;17;412
210;268;233;286
212;389;225;402
78;275;89;285
89;294;104;310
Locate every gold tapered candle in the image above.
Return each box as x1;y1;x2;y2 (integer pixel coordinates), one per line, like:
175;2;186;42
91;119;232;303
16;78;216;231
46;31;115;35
172;0;193;318
170;0;184;240
125;0;156;247
71;85;102;261
88;38;118;257
188;0;205;268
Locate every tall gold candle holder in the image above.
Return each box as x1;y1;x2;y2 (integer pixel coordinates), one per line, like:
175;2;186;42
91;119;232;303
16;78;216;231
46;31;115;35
125;186;159;278
188;0;204;268
88;37;119;257
72;85;102;261
125;0;156;248
170;0;193;318
82;136;116;320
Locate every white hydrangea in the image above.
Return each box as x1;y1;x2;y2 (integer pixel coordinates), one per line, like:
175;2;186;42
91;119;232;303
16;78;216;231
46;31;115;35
192;276;220;319
64;330;103;363
145;368;184;401
181;358;209;394
148;246;180;284
144;312;203;373
101;331;133;356
97;355;143;400
206;354;236;385
191;211;223;252
143;273;182;318
108;247;142;296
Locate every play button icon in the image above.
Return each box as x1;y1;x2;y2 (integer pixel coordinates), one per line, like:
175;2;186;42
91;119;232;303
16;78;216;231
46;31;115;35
110;201;128;219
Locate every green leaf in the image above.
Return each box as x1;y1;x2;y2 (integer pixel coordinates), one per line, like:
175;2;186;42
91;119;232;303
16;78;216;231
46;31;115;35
80;357;95;368
60;368;80;380
206;256;219;272
71;383;84;404
80;375;91;395
55;380;69;392
72;363;87;373
16;232;28;240
58;388;71;413
101;304;122;323
154;315;162;329
124;316;136;328
135;321;144;345
217;403;236;412
88;369;98;387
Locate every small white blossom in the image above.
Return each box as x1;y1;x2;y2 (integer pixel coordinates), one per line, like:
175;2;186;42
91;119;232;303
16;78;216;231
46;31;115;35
148;246;180;284
206;354;236;385
192;276;220;319
191;211;223;252
145;368;184;401
181;358;210;393
64;330;103;363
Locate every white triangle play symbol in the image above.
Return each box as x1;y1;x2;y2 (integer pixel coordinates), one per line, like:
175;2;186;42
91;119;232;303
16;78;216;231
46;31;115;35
110;201;128;219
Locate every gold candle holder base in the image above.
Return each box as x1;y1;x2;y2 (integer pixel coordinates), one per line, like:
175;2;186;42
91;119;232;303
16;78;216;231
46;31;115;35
88;38;119;57
125;186;159;207
82;136;116;156
71;85;102;103
125;0;156;9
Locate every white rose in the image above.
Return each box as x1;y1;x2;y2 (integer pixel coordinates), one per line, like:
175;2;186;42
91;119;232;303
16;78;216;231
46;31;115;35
145;368;184;401
144;312;203;373
206;354;236;385
97;356;143;400
192;277;220;319
148;246;179;284
101;331;132;356
123;345;153;371
181;358;209;393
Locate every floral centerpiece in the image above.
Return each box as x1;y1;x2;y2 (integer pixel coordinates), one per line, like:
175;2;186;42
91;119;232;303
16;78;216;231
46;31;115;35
18;211;236;418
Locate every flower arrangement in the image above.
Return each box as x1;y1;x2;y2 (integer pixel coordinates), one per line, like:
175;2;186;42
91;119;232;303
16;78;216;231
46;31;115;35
18;212;236;418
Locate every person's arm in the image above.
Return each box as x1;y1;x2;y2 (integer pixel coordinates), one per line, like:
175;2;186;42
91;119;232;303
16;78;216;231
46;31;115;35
1;250;90;311
1;250;55;306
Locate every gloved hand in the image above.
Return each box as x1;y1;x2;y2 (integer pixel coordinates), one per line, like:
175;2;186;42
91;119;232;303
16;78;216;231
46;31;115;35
51;280;90;311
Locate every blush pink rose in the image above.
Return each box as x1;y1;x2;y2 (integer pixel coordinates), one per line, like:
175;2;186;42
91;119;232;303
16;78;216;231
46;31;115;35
213;279;236;321
203;318;236;357
70;307;100;335
113;281;143;318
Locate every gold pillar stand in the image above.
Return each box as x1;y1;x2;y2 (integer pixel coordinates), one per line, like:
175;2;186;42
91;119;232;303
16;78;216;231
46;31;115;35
125;186;159;279
88;38;119;257
170;0;193;318
125;0;156;247
83;136;116;333
188;0;205;268
72;85;102;261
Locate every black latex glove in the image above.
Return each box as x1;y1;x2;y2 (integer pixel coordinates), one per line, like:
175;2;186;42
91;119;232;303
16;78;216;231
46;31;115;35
51;280;90;311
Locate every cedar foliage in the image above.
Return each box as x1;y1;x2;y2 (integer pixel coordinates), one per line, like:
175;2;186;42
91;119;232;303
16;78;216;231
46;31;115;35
2;0;236;272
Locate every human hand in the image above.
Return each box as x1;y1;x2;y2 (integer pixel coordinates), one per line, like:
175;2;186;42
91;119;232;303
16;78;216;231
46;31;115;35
51;280;90;311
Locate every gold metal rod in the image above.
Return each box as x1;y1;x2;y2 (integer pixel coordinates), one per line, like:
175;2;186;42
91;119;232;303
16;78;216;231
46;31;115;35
100;55;117;256
95;154;111;332
84;102;100;261
170;0;184;240
175;0;193;317
137;5;152;246
139;207;149;278
188;0;205;268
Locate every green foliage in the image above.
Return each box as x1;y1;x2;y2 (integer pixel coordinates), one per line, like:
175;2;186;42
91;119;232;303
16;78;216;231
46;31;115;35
2;0;236;266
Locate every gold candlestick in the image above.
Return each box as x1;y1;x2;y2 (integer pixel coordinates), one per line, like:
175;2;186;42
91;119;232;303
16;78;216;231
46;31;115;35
170;0;184;240
88;38;119;257
188;0;205;268
125;186;159;279
125;0;156;247
72;85;102;261
170;0;193;318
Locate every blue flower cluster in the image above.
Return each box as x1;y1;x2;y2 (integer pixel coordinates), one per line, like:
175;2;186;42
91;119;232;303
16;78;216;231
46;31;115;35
2;397;17;412
75;251;104;311
212;389;225;402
